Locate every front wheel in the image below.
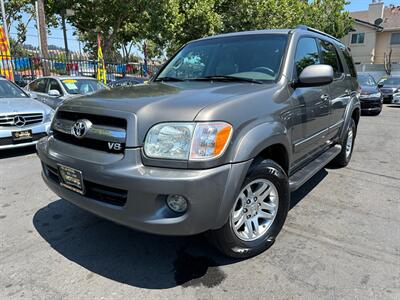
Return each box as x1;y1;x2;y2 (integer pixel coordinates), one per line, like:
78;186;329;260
207;159;289;258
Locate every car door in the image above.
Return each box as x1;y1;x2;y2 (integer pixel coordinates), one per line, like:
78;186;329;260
46;79;65;108
318;39;350;140
290;37;332;167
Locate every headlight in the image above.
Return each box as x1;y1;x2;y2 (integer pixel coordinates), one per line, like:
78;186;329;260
144;122;233;160
368;92;381;98
45;109;55;122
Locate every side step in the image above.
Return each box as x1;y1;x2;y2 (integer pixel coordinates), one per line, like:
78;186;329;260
289;144;342;192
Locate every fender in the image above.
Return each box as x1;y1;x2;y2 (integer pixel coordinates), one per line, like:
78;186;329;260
230;121;292;163
338;93;360;143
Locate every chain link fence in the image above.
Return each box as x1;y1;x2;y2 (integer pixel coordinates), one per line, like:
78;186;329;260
0;55;160;87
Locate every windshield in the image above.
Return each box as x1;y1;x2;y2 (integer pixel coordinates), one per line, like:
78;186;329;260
358;75;376;87
156;34;288;83
61;79;107;95
0;80;28;98
379;77;400;86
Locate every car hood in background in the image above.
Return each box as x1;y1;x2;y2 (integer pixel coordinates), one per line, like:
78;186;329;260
360;86;379;94
0;97;52;115
380;85;399;94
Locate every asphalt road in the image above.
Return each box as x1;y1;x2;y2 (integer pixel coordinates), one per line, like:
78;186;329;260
1;105;399;300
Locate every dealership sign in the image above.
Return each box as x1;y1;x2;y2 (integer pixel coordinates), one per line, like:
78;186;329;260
0;26;14;81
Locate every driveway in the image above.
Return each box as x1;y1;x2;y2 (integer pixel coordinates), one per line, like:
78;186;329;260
0;105;399;299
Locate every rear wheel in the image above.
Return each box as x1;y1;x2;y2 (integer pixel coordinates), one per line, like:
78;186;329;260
208;159;289;258
331;118;356;167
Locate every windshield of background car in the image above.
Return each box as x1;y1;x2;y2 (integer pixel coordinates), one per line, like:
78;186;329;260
61;79;107;95
379;77;400;86
156;34;288;82
0;80;28;98
358;75;376;87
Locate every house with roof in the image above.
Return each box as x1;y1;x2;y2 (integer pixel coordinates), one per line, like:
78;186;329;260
341;0;400;65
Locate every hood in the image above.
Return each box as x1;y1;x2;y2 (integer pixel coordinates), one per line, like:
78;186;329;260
62;80;271;121
60;81;276;146
360;86;379;94
380;85;399;94
0;97;52;115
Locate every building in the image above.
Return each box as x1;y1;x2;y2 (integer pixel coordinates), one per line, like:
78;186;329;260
341;1;400;65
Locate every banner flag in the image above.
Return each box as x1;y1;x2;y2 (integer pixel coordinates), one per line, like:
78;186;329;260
97;33;106;84
0;26;14;81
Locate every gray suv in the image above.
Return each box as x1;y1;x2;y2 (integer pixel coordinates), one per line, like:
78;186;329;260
37;26;360;258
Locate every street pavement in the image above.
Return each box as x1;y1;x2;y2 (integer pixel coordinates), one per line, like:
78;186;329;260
0;105;399;300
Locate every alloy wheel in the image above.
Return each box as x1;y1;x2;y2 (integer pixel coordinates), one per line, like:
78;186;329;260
230;179;279;241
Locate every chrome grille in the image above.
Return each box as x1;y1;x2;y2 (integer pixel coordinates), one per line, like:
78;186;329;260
52;110;127;153
0;113;43;127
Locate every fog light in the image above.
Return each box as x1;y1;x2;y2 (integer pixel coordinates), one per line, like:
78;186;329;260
166;195;188;213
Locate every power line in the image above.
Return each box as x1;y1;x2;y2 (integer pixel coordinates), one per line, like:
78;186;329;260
10;32;78;42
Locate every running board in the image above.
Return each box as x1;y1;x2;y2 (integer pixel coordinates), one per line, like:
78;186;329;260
289;144;342;192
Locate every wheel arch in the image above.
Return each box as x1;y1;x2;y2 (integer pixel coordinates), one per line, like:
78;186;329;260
230;121;292;169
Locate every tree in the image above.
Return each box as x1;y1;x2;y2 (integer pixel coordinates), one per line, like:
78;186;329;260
45;0;353;60
304;0;353;38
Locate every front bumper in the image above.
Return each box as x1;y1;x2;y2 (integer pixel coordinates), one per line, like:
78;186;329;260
0;122;50;150
360;97;382;112
36;136;251;236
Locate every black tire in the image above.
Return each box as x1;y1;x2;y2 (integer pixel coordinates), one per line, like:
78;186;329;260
207;159;290;258
331;118;356;167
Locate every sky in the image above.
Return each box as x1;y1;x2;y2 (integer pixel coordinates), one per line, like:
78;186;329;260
5;0;398;54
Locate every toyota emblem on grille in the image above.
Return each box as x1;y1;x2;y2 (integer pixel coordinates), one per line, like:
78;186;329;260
13;115;26;127
71;119;92;139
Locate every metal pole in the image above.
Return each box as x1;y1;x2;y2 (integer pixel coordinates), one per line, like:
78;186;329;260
35;1;42;56
37;0;50;75
0;0;9;43
61;13;69;60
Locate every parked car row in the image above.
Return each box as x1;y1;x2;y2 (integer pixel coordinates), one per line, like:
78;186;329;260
25;76;109;109
357;73;400;116
0;77;53;150
0;74;148;150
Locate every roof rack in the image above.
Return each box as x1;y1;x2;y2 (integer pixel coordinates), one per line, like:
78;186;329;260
295;25;344;45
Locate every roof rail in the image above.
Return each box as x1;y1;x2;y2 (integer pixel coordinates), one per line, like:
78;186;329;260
295;25;344;45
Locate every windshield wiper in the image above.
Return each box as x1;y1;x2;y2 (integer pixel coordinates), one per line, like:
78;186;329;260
193;75;263;84
154;76;185;82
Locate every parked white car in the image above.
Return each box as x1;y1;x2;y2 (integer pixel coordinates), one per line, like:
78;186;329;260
25;76;108;109
392;92;400;104
0;77;53;150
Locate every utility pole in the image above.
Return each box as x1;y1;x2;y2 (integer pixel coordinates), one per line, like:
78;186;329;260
0;0;9;42
36;0;50;75
62;9;74;60
61;13;69;60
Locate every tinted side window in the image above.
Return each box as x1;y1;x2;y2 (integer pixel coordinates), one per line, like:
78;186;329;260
294;37;320;77
341;48;357;78
319;40;343;79
48;79;63;95
30;78;47;93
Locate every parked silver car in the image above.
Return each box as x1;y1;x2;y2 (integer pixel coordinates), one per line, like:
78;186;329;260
25;76;108;109
0;77;53;150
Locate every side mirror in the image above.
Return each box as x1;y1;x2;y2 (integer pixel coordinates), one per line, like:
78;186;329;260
296;64;334;87
377;83;383;88
48;89;61;97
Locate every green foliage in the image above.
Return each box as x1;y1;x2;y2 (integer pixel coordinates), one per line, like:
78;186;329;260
43;0;353;59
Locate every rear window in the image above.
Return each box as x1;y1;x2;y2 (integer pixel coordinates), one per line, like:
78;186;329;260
341;48;357;78
319;40;343;79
